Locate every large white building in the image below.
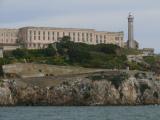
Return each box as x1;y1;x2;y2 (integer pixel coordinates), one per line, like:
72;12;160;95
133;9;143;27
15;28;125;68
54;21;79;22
0;27;124;50
0;28;18;44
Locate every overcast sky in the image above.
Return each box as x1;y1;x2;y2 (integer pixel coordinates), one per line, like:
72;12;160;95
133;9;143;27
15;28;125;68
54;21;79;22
0;0;160;52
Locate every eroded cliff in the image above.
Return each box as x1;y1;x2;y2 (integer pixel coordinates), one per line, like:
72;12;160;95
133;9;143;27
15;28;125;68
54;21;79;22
0;71;160;106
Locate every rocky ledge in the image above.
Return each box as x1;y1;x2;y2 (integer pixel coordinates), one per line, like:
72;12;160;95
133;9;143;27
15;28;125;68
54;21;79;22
0;71;160;106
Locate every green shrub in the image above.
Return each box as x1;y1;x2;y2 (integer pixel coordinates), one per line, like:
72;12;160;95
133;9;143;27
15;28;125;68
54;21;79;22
88;72;129;89
140;84;150;94
1;36;134;69
109;73;129;89
143;56;156;65
12;48;28;58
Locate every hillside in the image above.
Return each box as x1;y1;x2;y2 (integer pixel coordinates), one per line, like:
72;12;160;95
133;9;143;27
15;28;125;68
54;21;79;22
1;36;144;70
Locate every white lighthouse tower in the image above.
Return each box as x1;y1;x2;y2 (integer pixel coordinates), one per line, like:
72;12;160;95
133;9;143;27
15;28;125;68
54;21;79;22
128;12;135;48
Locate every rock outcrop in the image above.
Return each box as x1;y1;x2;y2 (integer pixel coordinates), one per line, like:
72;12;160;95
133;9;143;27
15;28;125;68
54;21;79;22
0;70;160;106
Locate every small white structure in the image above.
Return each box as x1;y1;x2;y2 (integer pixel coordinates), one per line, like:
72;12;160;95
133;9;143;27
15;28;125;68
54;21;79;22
142;48;154;56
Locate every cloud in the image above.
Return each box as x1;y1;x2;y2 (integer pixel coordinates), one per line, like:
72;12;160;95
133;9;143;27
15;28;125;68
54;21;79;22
0;0;160;52
0;10;126;30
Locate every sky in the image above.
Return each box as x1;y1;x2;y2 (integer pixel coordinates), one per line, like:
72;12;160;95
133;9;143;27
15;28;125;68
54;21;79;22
0;0;160;53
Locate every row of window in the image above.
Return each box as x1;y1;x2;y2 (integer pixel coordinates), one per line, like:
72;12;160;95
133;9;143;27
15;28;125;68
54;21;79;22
30;31;94;37
30;31;123;41
0;39;16;43
30;35;94;43
26;41;121;49
27;43;48;49
0;33;17;37
96;40;107;44
29;36;123;44
115;37;123;41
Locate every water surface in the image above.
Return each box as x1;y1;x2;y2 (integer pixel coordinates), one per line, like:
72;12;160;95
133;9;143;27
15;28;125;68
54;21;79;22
0;106;159;120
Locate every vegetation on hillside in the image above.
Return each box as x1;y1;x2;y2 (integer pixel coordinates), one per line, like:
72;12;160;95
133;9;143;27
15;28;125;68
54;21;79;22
88;72;129;89
1;36;160;72
1;36;128;69
143;56;160;74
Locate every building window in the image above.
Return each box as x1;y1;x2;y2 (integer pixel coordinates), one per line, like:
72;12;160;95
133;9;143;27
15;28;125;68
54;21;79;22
82;33;84;37
82;38;85;42
86;37;88;42
38;31;40;35
115;37;118;40
57;32;59;37
30;36;32;41
34;31;36;35
100;35;102;40
34;36;36;40
86;33;88;37
63;32;65;36
96;35;98;40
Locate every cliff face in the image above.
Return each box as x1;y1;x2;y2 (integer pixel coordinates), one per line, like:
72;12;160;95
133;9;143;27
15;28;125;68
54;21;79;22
0;72;160;106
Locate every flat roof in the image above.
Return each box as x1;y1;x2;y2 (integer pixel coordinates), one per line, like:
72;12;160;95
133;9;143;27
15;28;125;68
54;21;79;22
0;26;124;33
20;26;124;33
20;26;95;31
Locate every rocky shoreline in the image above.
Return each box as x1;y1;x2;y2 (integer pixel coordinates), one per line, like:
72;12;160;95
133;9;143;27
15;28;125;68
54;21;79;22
0;70;160;106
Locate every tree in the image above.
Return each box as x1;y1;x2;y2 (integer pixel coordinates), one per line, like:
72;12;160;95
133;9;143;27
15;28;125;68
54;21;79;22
12;48;28;58
57;36;74;56
96;44;120;55
44;44;56;56
68;47;91;63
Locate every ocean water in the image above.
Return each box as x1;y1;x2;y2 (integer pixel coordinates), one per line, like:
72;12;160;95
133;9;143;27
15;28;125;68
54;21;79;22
0;106;159;120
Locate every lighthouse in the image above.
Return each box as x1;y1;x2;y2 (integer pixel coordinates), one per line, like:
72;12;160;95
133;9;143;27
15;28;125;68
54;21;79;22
128;13;135;48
